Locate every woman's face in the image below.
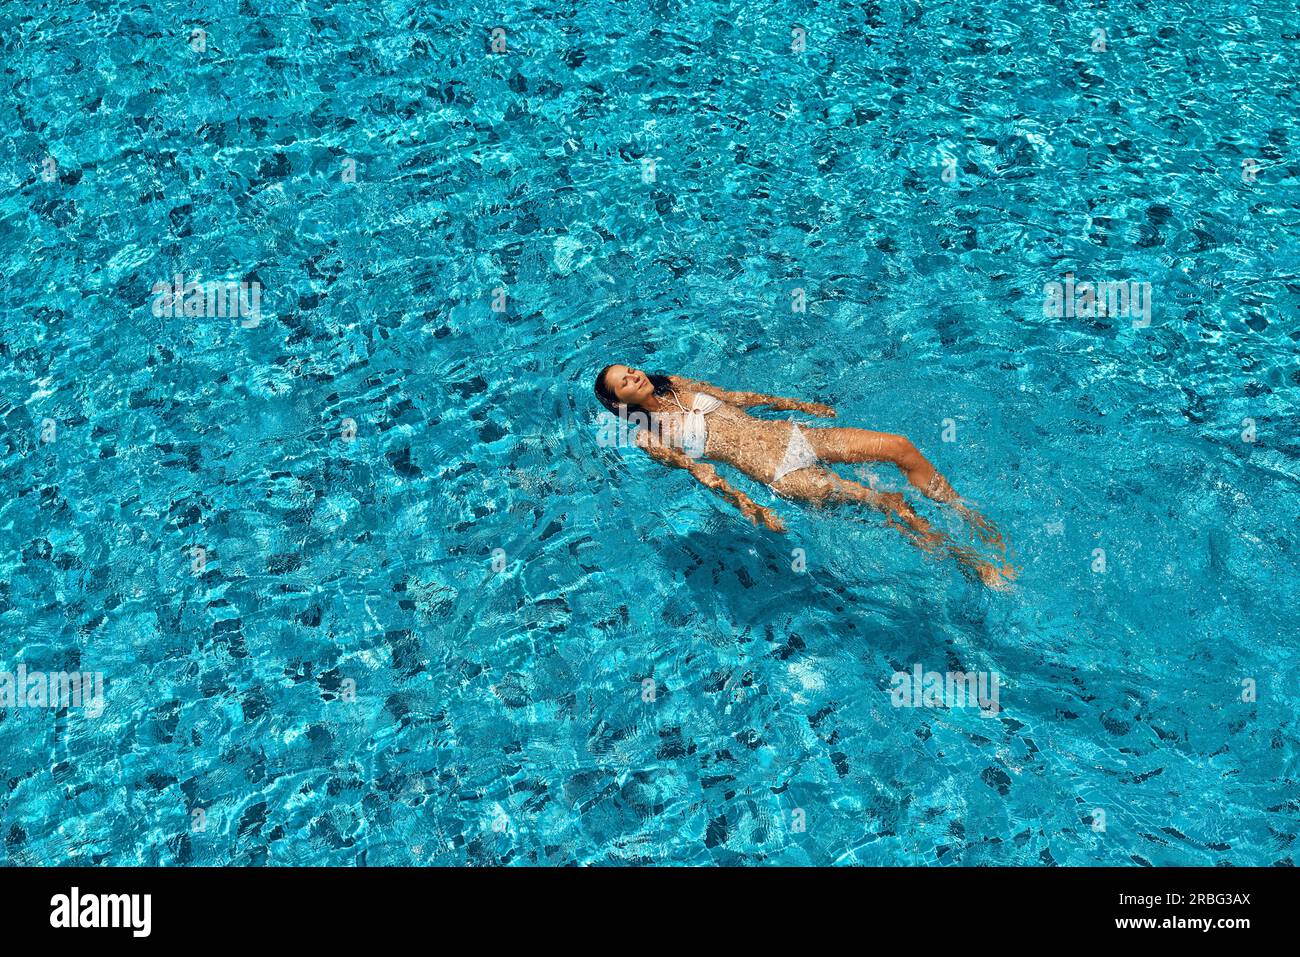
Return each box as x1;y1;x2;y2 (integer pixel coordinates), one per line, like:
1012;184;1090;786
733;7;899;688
606;365;655;405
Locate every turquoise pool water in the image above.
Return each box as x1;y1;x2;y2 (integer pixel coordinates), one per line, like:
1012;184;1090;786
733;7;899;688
1;1;1297;865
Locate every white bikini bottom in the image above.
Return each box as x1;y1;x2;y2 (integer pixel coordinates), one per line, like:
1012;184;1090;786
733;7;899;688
771;423;820;483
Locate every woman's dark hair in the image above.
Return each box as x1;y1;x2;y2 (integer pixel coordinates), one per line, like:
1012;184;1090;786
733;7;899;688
594;365;673;417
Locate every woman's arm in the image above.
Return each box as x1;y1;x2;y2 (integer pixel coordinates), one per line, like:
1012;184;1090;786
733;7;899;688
637;432;787;532
669;375;835;417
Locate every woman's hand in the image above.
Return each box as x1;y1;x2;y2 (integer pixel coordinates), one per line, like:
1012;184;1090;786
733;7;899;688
683;461;787;533
795;401;836;417
775;398;835;417
757;507;787;533
737;494;787;533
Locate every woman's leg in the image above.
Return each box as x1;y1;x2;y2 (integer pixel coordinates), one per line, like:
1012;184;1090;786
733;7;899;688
805;427;1008;557
805;428;957;502
771;468;1012;587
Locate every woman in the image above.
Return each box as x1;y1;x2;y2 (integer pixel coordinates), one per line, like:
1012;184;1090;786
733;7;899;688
594;364;1015;588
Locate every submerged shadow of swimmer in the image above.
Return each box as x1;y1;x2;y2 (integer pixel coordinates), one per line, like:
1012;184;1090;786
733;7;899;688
658;526;842;627
594;364;1018;589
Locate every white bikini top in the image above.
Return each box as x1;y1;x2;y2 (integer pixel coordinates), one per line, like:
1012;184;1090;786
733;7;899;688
650;391;722;458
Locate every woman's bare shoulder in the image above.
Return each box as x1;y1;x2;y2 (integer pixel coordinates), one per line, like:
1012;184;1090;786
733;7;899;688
669;375;725;400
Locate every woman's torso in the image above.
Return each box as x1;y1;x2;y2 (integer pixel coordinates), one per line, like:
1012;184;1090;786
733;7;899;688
657;391;796;484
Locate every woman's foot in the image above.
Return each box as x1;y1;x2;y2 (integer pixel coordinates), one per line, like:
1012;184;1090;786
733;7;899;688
977;561;1018;590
